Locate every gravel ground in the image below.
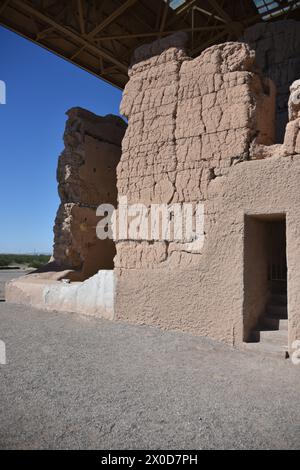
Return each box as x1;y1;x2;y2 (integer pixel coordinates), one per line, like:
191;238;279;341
0;297;299;450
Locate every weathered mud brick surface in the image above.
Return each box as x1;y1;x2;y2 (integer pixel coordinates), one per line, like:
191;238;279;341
116;34;275;269
53;107;126;279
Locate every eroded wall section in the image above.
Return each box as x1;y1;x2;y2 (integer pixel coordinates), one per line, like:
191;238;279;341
52;107;126;280
116;34;275;270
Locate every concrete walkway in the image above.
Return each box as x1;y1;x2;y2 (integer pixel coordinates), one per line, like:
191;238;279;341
0;301;299;450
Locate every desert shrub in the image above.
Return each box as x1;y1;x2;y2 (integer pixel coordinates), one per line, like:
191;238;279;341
0;254;50;267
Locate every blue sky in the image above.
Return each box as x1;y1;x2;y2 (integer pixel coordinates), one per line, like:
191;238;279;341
0;26;122;254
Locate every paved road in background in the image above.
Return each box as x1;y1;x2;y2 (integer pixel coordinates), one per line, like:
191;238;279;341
0;270;30;300
0;300;299;449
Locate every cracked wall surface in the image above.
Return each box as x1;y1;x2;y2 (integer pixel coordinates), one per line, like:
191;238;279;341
116;34;275;270
52;107;126;281
115;34;300;353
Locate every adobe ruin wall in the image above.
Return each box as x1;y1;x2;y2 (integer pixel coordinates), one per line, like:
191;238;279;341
6;28;300;356
116;33;276;271
115;33;300;352
52;107;126;281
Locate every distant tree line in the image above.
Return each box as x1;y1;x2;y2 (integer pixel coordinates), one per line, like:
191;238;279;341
0;254;50;268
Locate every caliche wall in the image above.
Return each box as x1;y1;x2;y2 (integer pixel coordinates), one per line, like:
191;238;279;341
115;34;300;354
52;107;127;281
116;155;300;352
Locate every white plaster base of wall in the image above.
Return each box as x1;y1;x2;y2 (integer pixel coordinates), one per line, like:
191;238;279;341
5;270;115;320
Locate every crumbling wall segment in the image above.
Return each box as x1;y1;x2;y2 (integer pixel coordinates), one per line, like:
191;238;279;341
53;107;126;279
116;35;275;270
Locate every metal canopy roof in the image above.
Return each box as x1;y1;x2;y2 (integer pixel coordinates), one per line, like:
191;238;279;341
1;0;300;89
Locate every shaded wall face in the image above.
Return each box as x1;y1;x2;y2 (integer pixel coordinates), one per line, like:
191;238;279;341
243;216;269;341
242;20;300;142
53;107;127;280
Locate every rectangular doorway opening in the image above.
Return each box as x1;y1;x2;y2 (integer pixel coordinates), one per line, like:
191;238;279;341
243;214;288;351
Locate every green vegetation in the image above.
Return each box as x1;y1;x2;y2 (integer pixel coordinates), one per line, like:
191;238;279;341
0;254;50;268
